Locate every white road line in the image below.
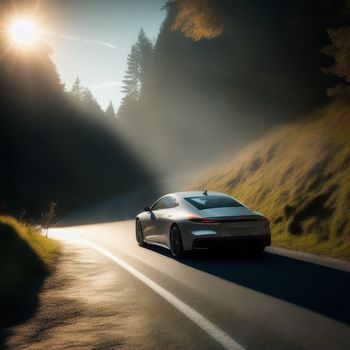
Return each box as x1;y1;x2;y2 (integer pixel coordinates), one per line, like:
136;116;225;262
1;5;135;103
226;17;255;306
54;231;245;350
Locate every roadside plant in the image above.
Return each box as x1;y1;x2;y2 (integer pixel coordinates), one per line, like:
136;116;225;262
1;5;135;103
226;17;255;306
41;202;57;237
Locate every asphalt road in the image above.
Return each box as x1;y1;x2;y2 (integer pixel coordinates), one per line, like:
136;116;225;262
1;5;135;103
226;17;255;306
4;178;350;350
42;219;350;350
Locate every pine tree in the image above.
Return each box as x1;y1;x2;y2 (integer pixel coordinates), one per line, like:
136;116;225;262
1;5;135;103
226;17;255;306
81;88;103;114
71;77;83;100
120;28;153;103
68;78;103;115
105;101;116;118
137;28;153;96
121;44;141;99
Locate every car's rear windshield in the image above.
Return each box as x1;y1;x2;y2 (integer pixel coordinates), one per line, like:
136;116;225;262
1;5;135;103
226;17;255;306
184;196;244;210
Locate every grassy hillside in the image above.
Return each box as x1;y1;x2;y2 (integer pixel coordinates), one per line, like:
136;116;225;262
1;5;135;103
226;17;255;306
0;216;60;313
192;101;350;260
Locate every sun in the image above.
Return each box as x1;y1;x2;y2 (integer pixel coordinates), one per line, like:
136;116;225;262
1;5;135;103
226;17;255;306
10;19;38;46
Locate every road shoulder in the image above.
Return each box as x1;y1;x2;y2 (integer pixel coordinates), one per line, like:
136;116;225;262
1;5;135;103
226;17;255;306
4;237;219;350
267;246;350;273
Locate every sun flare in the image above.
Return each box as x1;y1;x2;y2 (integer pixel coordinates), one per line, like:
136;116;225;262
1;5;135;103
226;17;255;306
10;19;38;46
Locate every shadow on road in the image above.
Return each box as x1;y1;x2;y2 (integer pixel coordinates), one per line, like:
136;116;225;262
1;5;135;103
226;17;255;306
145;245;350;325
0;222;50;349
0;273;46;349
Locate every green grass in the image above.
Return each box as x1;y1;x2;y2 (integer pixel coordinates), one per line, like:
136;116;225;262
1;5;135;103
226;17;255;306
0;216;60;305
191;100;350;260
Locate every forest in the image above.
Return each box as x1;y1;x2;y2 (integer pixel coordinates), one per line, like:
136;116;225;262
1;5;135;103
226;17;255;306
117;0;350;174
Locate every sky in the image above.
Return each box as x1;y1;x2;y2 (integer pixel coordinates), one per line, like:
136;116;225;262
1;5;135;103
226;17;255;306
40;0;166;111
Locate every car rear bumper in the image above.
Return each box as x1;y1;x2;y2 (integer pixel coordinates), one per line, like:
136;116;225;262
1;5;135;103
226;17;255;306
191;234;271;251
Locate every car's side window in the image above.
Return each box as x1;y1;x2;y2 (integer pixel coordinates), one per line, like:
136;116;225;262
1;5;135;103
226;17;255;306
151;200;162;211
169;199;179;208
151;196;175;211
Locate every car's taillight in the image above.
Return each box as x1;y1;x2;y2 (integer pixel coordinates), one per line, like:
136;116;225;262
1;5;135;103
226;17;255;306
188;216;221;223
188;216;269;223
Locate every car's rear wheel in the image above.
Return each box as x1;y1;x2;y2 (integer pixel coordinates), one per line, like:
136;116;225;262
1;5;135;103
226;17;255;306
170;225;186;259
136;220;145;247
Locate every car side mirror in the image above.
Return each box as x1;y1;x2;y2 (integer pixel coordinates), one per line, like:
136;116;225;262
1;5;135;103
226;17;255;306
144;206;151;212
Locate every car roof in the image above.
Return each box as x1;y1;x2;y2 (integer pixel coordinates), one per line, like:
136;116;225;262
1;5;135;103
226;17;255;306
167;191;230;199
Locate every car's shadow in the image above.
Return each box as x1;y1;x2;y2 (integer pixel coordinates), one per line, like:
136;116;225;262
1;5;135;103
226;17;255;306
144;244;350;325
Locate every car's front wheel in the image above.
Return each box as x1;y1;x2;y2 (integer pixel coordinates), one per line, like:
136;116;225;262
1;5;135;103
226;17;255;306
170;225;186;259
136;220;145;247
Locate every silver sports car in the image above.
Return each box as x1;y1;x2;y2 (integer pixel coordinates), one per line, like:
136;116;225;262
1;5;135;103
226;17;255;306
135;191;271;258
